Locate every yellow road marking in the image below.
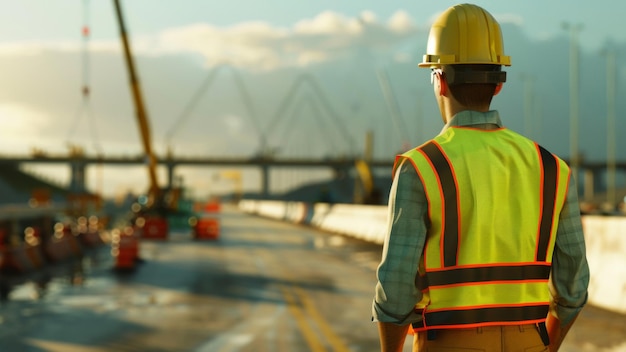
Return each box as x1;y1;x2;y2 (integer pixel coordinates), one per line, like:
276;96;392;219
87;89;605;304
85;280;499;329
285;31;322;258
281;286;326;352
281;283;351;352
294;286;350;352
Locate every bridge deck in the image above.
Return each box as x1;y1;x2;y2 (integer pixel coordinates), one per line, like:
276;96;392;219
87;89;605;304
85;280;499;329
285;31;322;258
0;205;623;352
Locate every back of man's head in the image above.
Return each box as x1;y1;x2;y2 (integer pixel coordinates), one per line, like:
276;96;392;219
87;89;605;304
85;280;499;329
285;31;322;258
443;64;502;107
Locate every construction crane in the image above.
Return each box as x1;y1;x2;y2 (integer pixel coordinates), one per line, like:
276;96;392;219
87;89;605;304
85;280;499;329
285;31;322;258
113;0;181;238
353;131;380;204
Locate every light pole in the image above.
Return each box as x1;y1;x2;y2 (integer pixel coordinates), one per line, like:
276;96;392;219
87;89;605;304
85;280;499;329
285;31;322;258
602;46;617;208
562;23;583;181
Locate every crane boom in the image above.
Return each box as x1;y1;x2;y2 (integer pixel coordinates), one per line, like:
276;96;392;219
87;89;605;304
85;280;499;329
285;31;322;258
113;0;159;202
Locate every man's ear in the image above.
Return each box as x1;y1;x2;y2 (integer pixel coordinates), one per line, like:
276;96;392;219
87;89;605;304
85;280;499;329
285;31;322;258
494;83;503;96
436;72;447;96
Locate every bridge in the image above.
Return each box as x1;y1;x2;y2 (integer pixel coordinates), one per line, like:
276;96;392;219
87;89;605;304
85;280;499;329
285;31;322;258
2;152;393;199
3;152;626;202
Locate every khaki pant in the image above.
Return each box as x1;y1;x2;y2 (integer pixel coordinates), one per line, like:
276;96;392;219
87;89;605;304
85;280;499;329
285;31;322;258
413;324;549;352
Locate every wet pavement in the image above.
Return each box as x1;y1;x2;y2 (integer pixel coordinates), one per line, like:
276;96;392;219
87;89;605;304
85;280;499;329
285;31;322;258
0;206;623;351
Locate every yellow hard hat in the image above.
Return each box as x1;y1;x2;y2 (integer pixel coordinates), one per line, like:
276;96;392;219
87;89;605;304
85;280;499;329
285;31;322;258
419;3;511;68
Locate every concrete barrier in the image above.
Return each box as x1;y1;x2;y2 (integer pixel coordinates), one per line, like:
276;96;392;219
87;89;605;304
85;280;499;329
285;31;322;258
309;203;387;244
239;199;626;315
581;216;626;314
238;200;389;244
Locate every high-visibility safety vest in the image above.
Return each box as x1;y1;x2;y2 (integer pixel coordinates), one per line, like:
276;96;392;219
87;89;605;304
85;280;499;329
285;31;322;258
394;126;571;332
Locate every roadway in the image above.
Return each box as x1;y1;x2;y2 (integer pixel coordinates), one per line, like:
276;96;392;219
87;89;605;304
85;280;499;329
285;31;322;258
0;205;624;352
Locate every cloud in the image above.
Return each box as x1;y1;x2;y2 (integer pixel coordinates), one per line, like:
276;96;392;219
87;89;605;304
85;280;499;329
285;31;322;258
0;10;414;72
0;41;77;56
293;11;363;35
0;10;420;72
388;10;416;33
0;104;52;152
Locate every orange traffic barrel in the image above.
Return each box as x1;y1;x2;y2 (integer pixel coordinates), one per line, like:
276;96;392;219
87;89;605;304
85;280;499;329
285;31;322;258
0;228;6;251
45;223;82;262
139;216;168;240
24;227;45;269
194;217;220;240
77;216;105;248
204;200;221;213
112;227;139;270
1;245;38;274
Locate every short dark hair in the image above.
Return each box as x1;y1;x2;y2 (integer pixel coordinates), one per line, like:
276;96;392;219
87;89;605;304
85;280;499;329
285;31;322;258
443;65;502;108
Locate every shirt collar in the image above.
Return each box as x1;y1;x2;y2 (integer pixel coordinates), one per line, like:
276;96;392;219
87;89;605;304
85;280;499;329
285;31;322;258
440;110;503;134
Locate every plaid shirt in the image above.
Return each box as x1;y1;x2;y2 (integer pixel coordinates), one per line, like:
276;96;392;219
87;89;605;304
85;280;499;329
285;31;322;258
372;110;589;326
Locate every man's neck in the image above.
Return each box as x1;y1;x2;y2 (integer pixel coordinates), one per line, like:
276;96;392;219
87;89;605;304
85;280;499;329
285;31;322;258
442;101;490;124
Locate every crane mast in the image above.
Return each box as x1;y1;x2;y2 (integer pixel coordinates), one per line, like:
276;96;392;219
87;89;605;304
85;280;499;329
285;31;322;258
113;0;159;205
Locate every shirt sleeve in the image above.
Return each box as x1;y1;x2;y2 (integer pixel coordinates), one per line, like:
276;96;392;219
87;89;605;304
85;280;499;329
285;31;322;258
549;174;590;326
372;159;429;325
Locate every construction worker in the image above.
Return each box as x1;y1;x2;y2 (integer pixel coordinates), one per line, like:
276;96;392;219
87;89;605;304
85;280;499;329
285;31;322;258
372;4;589;352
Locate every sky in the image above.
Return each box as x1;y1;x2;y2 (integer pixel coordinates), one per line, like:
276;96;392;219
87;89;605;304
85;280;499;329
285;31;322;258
1;1;623;50
0;0;624;200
